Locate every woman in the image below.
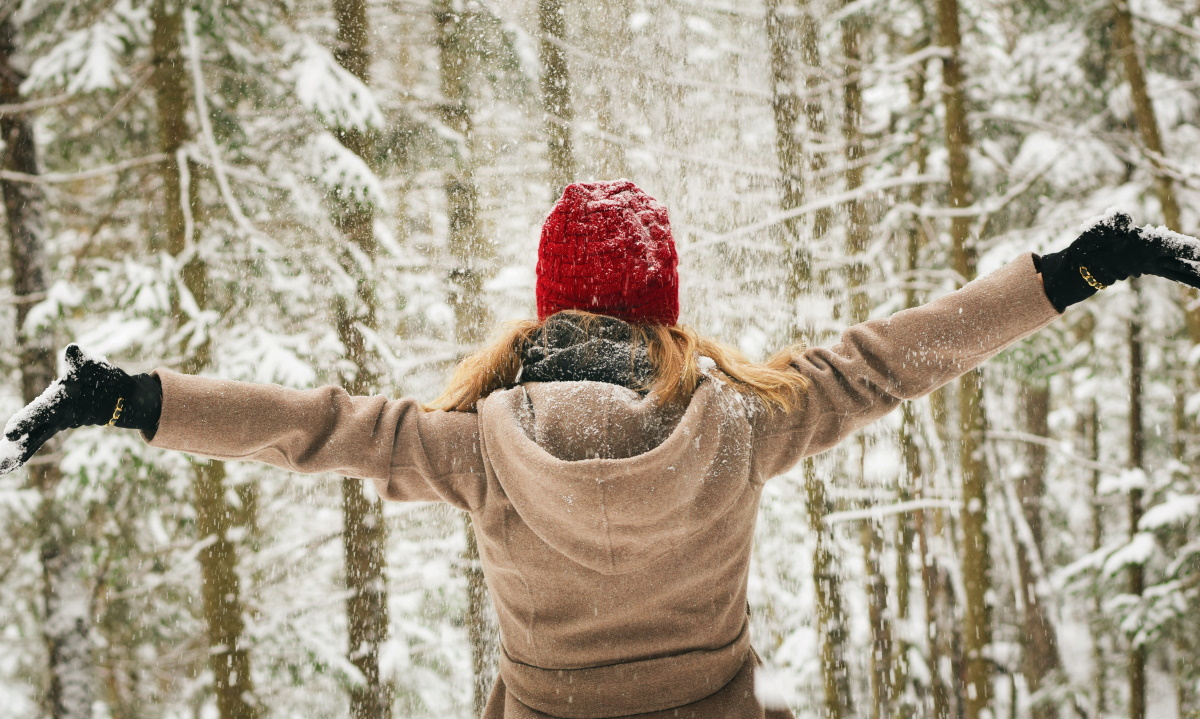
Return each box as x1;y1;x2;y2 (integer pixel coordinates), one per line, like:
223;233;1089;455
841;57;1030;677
3;180;1199;718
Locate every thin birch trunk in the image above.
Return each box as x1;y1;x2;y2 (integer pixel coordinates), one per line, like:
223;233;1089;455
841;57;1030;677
327;1;392;715
539;0;575;193
0;16;96;719
935;0;992;714
1127;281;1146;719
435;2;497;711
152;3;257;717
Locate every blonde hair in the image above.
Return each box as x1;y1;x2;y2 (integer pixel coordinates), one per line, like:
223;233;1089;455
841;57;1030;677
426;310;809;413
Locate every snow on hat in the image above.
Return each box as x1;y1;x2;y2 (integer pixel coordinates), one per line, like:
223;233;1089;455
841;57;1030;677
536;180;680;325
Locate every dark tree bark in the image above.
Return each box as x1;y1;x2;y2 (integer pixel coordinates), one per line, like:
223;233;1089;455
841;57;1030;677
1015;382;1062;719
152;3;258;717
328;1;392;716
1127;282;1147;719
764;0;806;249
0;16;97;719
935;0;993;715
806;460;855;719
539;0;576;193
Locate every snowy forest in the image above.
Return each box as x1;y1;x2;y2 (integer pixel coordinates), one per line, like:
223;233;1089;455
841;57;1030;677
2;0;1200;717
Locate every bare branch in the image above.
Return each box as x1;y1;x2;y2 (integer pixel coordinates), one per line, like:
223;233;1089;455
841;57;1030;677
0;153;169;184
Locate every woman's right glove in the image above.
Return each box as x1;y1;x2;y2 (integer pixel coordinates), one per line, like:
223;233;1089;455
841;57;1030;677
0;344;161;474
1038;209;1200;312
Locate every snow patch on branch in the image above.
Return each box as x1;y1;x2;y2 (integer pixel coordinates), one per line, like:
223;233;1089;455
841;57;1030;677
311;132;386;209
1098;467;1147;495
1103;533;1156;576
1139;495;1200;531
292;39;383;132
24;0;147;94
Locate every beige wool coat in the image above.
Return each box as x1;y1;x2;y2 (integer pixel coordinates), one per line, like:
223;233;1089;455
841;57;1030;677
140;253;1061;718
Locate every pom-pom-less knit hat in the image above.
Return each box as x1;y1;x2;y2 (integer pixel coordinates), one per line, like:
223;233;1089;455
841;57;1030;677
536;180;680;325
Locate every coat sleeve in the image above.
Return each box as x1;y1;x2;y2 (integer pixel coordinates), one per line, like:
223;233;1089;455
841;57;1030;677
751;252;1061;480
141;369;487;512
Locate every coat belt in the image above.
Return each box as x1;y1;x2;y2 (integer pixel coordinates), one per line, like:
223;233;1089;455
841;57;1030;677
497;620;752;719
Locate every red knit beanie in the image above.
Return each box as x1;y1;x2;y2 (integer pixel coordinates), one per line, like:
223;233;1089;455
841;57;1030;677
536;180;679;325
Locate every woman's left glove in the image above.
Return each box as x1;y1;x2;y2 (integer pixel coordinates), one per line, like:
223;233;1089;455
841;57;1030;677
1038;209;1200;312
0;344;161;474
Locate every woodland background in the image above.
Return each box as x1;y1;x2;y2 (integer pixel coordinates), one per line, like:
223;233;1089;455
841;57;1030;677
0;0;1198;718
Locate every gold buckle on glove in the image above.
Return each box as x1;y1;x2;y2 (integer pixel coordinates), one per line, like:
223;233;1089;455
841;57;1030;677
1079;266;1108;290
106;397;125;427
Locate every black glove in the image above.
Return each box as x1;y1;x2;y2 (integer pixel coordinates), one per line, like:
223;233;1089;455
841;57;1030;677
1038;209;1200;312
0;344;162;474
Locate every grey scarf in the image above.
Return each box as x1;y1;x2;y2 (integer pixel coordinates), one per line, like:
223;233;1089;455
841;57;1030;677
519;314;655;392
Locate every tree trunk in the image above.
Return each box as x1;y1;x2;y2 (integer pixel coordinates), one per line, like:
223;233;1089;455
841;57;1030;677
916;504;952;719
807;460;855;719
1127;282;1146;719
1087;394;1107;716
152;3;258;717
767;3;852;715
435;1;497;711
798;4;832;239
840;8;894;716
935;0;992;715
897;52;930;718
1015;382;1062;719
765;0;806;257
540;0;575;194
193;461;258;719
0;16;97;719
1110;0;1200;532
1111;1;1182;236
328;1;392;715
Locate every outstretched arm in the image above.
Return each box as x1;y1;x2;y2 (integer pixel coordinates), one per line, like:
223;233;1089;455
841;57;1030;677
2;350;487;511
752;210;1200;481
146;369;487;510
752;252;1059;479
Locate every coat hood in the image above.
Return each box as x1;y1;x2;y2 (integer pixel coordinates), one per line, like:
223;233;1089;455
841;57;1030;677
477;378;756;575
